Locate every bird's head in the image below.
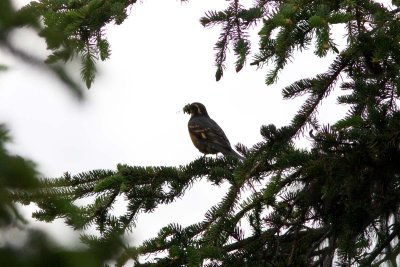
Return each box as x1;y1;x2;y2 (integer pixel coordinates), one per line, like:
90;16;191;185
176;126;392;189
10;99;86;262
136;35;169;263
183;102;209;117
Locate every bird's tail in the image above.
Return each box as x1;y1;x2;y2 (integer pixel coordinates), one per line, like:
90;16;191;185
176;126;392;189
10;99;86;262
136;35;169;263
224;149;244;160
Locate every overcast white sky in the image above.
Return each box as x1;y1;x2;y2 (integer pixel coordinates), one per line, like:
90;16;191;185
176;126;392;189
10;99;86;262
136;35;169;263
0;0;357;248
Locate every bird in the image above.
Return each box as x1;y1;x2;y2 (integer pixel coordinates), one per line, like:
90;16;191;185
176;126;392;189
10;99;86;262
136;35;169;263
183;102;243;159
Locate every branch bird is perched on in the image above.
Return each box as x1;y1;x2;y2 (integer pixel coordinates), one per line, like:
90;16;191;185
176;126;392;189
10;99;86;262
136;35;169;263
183;102;243;159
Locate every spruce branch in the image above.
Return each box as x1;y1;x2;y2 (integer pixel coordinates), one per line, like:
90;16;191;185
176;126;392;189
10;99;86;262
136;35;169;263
362;228;400;266
287;54;350;137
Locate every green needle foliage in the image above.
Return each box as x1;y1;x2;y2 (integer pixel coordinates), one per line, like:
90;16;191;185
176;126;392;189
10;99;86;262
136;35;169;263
0;0;85;98
20;0;140;88
0;124;124;267
7;0;400;266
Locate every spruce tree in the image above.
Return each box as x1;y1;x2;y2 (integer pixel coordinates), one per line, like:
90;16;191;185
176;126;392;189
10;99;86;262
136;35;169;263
6;0;400;266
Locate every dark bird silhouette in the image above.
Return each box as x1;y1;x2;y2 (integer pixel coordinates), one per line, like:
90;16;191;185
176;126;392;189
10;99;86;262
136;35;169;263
183;102;243;159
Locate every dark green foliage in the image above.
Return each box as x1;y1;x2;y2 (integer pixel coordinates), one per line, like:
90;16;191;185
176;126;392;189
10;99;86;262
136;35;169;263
0;0;85;98
0;124;124;266
0;228;122;267
20;0;137;88
201;2;262;80
15;157;240;233
7;0;400;266
0;125;37;227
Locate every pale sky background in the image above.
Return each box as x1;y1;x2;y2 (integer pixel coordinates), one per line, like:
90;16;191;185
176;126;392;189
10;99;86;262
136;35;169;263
1;0;380;250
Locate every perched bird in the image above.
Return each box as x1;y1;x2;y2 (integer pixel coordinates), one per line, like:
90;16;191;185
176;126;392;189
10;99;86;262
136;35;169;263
183;102;243;159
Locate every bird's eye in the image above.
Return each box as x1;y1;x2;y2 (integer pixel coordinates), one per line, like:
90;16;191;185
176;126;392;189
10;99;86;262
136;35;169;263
193;104;202;115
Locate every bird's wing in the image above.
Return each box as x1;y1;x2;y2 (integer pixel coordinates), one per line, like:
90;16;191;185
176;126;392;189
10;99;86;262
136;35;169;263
188;116;232;150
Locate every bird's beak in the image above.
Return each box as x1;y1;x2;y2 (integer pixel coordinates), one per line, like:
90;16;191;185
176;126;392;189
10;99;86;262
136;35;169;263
183;103;192;114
